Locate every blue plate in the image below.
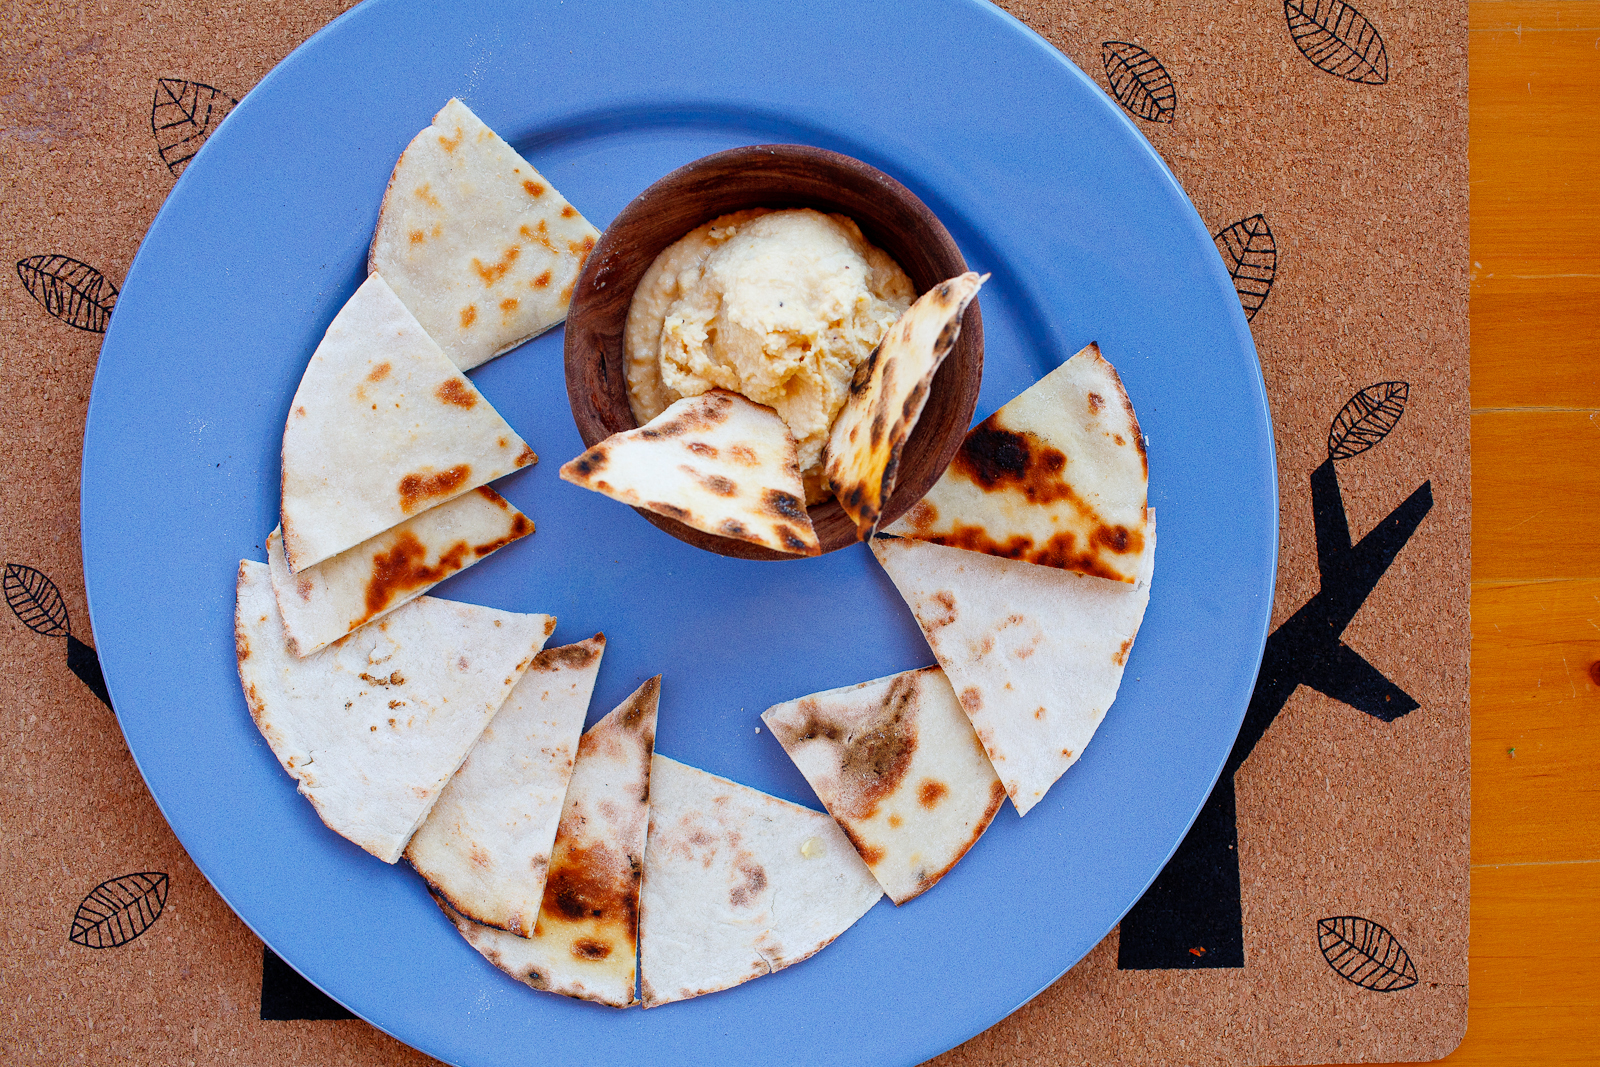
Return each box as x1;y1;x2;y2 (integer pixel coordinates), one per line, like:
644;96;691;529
81;1;1276;1064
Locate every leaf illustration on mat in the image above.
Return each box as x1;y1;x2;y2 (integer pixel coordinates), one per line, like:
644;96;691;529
1328;381;1409;460
1317;916;1418;991
68;872;169;949
15;255;118;333
151;78;236;176
4;563;70;637
1101;42;1177;123
1212;215;1276;321
1284;0;1389;85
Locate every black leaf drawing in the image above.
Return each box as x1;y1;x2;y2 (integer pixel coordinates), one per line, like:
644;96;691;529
1213;215;1276;321
151;78;236;177
1284;0;1389;85
4;562;113;710
1101;41;1177;123
68;872;169;949
4;563;70;637
15;255;118;333
1317;916;1418;991
1328;381;1409;460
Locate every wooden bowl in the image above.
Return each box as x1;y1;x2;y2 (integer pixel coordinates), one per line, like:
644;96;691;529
563;144;983;559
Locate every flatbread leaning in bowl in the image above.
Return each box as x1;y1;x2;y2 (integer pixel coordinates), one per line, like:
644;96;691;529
824;272;985;538
371;96;600;371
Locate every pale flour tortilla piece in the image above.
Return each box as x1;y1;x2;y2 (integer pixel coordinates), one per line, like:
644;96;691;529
761;666;1006;905
871;514;1156;816
560;389;820;556
370;97;600;371
436;677;659;1007
883;342;1150;584
405;635;605;937
639;754;883;1008
279;274;536;572
267;487;532;657
824;272;986;538
234;559;554;863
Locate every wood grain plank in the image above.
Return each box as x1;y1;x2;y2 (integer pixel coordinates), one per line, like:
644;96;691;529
1470;10;1600;280
1472;411;1600;582
1471;579;1600;864
1450;860;1600;1064
1472;280;1600;410
1470;3;1600;409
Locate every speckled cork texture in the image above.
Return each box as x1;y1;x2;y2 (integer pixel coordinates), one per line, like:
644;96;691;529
0;1;1467;1064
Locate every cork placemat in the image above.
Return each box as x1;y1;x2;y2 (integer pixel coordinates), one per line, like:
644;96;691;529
0;1;1468;1064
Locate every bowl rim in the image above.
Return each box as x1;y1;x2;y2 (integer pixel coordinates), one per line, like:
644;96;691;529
562;142;984;560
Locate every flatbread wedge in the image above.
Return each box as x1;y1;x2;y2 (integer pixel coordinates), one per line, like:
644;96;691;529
406;635;605;937
280;274;536;573
824;272;986;538
762;666;1006;905
883;342;1150;584
560;389;820;556
234;559;553;862
370;97;600;371
267;487;532;657
438;677;659;1007
639;754;883;1008
871;515;1156;816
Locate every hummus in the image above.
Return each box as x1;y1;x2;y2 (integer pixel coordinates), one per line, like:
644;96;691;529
623;208;915;501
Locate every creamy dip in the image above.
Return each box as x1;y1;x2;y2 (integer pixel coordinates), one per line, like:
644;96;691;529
623;208;915;502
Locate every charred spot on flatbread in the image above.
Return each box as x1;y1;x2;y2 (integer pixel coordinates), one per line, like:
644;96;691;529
398;464;472;513
364;532;469;619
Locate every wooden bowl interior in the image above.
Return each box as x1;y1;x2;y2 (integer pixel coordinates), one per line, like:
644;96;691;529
564;144;982;560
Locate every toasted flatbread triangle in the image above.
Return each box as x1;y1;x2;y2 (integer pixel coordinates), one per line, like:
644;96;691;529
234;559;553;862
824;272;985;538
406;635;605;936
762;666;1006;905
438;677;659;1007
884;342;1150;583
371;97;600;371
279;274;536;572
871;515;1155;816
267;488;532;657
639;754;883;1008
560;390;820;556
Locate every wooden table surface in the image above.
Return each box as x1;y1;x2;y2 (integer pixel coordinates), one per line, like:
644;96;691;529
1372;3;1600;1065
